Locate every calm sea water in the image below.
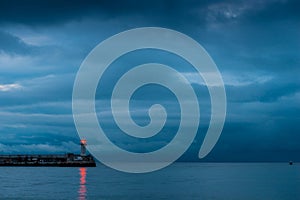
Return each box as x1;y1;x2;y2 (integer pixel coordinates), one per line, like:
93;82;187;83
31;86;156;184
0;163;299;200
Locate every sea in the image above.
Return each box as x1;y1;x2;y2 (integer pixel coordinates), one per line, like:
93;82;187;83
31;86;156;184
0;163;299;200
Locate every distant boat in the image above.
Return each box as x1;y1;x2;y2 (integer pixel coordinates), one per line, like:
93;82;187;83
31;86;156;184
289;161;293;165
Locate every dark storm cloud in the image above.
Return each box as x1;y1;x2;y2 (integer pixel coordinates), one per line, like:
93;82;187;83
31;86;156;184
242;0;300;23
0;0;194;25
0;0;298;26
0;0;299;160
0;0;96;25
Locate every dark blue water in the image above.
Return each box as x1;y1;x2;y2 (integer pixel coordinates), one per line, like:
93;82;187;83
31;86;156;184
0;163;299;200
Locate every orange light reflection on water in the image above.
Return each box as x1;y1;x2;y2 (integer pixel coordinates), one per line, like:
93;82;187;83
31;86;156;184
78;168;87;200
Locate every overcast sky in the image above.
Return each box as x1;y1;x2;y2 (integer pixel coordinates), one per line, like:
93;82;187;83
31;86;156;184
0;0;299;161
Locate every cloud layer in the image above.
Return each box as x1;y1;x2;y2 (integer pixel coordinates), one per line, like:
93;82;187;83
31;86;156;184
0;0;299;161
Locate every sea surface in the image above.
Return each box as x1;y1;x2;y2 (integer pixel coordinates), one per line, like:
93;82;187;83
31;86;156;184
0;163;299;200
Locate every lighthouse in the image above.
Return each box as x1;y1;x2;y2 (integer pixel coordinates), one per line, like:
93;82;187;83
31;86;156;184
80;139;87;156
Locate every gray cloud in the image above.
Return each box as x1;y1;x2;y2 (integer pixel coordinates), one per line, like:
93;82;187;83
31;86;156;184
0;31;35;55
227;77;300;103
0;141;79;154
